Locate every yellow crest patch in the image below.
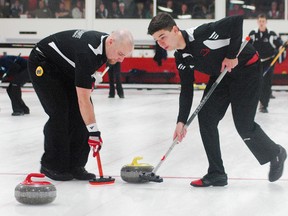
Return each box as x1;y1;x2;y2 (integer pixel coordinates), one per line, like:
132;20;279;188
35;66;44;77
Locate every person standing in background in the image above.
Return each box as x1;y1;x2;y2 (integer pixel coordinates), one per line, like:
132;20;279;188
249;13;283;113
0;54;30;116
107;62;124;98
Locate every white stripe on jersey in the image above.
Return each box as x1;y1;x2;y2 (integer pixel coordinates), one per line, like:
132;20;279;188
203;38;230;50
48;41;75;67
88;35;107;56
209;31;219;39
185;27;196;42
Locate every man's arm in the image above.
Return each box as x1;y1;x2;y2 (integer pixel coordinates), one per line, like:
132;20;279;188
76;86;96;125
173;51;195;142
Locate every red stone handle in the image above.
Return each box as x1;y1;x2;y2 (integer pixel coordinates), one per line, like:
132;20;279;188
22;173;52;185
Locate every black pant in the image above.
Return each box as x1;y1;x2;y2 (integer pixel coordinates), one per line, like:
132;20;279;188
28;49;90;173
6;83;29;113
5;68;29;113
198;61;279;175
107;62;124;97
260;59;274;108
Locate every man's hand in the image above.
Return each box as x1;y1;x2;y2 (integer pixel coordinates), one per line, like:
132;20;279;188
173;122;187;142
221;57;238;72
88;131;103;157
93;72;103;84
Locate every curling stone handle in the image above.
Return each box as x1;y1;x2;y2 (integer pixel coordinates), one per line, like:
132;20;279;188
131;156;143;166
23;173;51;185
25;173;45;182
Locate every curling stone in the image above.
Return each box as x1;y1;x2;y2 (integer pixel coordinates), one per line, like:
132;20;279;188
15;173;56;205
120;157;154;183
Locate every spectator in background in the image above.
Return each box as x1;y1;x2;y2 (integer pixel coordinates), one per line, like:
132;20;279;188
96;2;108;18
278;2;284;19
245;3;258;19
109;0;120;18
0;0;11;18
30;0;53;18
178;3;191;19
10;0;24;18
228;4;244;16
267;1;281;19
207;1;215;19
55;1;70;18
133;1;145;18
192;3;208;19
72;0;84;18
145;2;153;18
118;2;128;18
165;0;176;18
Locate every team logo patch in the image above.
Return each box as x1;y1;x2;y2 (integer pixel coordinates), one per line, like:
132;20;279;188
35;66;44;77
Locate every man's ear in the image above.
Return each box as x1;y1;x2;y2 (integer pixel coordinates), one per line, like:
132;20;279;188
172;25;179;33
107;36;113;45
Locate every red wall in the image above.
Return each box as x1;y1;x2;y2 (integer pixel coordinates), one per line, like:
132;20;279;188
101;57;288;85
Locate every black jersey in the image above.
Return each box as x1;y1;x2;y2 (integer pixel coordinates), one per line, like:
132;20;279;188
175;15;257;123
249;28;282;60
36;30;108;89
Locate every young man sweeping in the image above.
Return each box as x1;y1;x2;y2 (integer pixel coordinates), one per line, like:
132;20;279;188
147;13;286;187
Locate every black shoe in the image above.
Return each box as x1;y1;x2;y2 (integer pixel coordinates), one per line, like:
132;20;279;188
269;145;287;182
23;107;30;114
270;94;276;99
108;95;115;98
259;107;268;113
190;173;228;187
40;166;73;181
71;167;96;180
11;111;24;116
118;94;124;98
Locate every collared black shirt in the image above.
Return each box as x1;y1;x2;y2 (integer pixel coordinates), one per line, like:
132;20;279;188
174;16;257;123
249;28;282;59
36;30;108;89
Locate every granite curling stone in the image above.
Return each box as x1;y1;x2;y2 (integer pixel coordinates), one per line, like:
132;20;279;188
121;157;154;183
15;173;56;205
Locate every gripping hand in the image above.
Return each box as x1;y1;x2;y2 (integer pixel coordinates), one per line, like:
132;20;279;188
87;123;103;157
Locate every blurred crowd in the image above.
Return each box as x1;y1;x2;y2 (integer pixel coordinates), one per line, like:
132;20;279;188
0;0;286;20
96;0;215;19
227;0;285;19
0;0;85;18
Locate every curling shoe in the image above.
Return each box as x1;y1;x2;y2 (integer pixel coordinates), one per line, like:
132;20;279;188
269;145;287;182
190;173;228;187
40;166;73;181
71;167;96;180
259;107;268;113
11;111;24;116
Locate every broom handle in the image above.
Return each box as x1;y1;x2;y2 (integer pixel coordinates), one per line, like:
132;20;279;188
152;36;251;174
96;152;104;177
263;40;288;77
101;66;110;77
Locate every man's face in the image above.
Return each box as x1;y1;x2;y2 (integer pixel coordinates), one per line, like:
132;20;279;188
152;26;178;51
106;40;132;64
257;17;267;31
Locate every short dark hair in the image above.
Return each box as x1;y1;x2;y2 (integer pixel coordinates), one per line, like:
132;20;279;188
147;12;177;35
257;13;267;19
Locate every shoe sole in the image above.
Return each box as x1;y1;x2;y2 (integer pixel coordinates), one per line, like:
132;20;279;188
191;180;228;187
